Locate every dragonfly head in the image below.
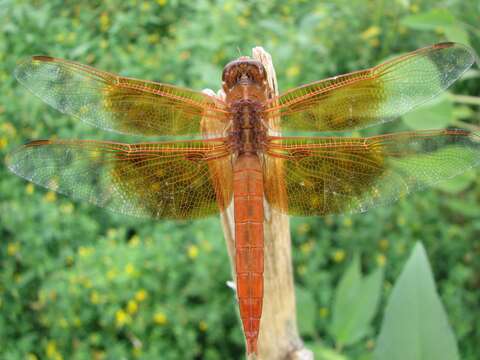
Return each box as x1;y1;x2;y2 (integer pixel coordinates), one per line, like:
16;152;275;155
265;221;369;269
222;57;267;91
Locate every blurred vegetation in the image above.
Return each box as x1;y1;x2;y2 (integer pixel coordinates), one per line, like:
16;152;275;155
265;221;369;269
1;0;479;359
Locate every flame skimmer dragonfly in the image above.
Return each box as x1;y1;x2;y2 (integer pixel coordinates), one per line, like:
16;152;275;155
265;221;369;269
6;42;480;355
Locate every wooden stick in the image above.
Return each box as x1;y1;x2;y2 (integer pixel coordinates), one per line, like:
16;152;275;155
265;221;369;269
204;47;313;360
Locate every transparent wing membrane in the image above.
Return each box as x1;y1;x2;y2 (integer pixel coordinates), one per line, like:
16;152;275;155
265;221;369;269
265;130;480;215
6;139;232;219
15;56;229;136
265;43;477;132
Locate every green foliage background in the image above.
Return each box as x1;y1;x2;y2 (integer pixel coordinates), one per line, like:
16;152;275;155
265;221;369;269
0;0;479;359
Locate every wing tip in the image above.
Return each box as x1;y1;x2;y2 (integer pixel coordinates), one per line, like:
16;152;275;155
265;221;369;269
5;140;53;174
437;42;478;67
434;41;456;49
14;55;56;82
4;147;23;176
31;55;56;62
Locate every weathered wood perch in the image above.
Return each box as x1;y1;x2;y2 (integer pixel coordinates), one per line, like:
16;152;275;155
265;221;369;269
204;47;313;360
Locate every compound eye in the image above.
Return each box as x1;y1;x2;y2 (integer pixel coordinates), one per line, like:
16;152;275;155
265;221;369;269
254;69;262;82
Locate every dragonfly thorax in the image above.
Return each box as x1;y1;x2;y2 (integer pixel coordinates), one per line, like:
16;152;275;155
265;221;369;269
230;99;266;155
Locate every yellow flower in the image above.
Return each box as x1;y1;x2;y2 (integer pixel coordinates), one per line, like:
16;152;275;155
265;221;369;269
238;16;248;28
60;202;74;214
127;300;138;315
199;320;208;331
83;278;93;289
342;217;352;227
369;38;380;47
396;243;405;255
7;242;19;256
99;12;110;32
157;0;167;5
93;350;106;360
81;53;93;64
153;311;167;325
107;269;117;280
223;2;233;12
179;51;190;60
379;238;389;251
133;347;142;358
376;254;387;267
46;340;58;358
73;316;82;327
135;289;148;302
90;291;100;304
106;228;117;238
1;122;16;136
297;264;307;275
319;307;329;318
296;223;310;235
115;309;131;327
59;317;68;328
129;235;140;247
365;339;375;350
43;191;57;203
147;34;159;44
66;32;76;44
360;26;381;40
55;33;65;43
0;137;7;149
332;249;346;263
409;4;419;13
201;240;213;252
125;263;136;276
141;2;151;11
300;241;313;254
286;65;300;78
187;245;199;259
78;246;94;257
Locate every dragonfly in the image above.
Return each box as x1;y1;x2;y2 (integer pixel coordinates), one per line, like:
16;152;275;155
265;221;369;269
6;42;480;355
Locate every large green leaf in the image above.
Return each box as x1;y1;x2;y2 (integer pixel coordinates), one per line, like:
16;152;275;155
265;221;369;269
330;255;383;346
307;343;349;360
435;168;477;194
401;9;456;30
374;243;459;360
402;94;453;130
296;286;317;336
401;9;470;45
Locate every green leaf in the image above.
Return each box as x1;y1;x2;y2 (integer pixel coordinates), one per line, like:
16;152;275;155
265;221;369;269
330;255;384;346
402;95;453;130
296;286;317;336
307;343;349;360
443;26;470;46
401;9;456;30
374;243;459;360
452;105;474;120
435;169;476;194
460;69;480;80
445;197;480;217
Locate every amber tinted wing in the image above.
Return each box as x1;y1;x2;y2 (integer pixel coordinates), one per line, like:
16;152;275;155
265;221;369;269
264;130;480;216
264;43;477;132
15;56;229;136
6;139;232;219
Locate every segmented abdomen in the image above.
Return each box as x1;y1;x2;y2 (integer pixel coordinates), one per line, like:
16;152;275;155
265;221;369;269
233;153;264;354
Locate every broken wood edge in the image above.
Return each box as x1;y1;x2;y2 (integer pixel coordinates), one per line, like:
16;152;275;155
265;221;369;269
203;47;313;360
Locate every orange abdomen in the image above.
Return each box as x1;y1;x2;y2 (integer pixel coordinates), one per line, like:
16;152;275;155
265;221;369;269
233;153;264;355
